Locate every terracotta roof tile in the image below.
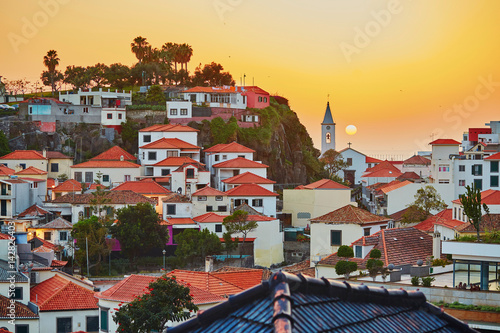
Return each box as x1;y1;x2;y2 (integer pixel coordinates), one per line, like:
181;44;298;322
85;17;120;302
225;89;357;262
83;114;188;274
13;166;47;175
91;146;136;161
310;205;391;225
71;160;140;168
52;179;82;192
397;172;421;181
30;275;98;311
485;152;500;160
0;165;15;176
282;260;315;277
51;190;155;205
452;189;500;205
403;155;431;165
204;142;255;153
365;156;382;163
153;156;201;167
222;172;275;184
36;151;72;159
300;179;350;189
191;186;225;197
379;180;412;194
165;270;243;296
164;218;196;225
29;236;59;251
193;212;226;223
17;204;50;217
454;214;500;232
111;181;171;195
0;295;38;319
211;269;263;289
31;217;72;229
162;193;191;203
183;86;244;94
140;137;200;150
139;124;199;132
429;139;461;145
414;209;454;233
213;157;268;169
225;184;278;197
0;150;47;160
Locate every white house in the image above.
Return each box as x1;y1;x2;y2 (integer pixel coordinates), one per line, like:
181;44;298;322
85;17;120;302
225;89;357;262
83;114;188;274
0;179;31;219
139;138;201;172
191;186;229;216
182;86;247;109
429;139;461;185
337;147;382;185
225;184;278;217
71;160;142;187
361;160;403;186
138;124;199;147
0;150;48;172
221;171;276;192
170;161;211;197
151;156;199;178
204;142;255;173
162;193;192;219
212;158;268;191
167;100;192;118
402;155;431;179
282;179;353;228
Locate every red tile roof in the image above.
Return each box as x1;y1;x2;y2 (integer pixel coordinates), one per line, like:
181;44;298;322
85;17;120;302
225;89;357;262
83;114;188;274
33;245;54;253
429;139;461;145
0;165;15;176
183;86;244;94
91;146;136;161
31;217;72;229
140;137;200;150
485;152;500;160
165;270;244;296
310;205;391;225
0;295;38;319
414;209;454;233
242;86;269;95
379;180;412;194
454;214;500;232
403;155;431;165
36;151;72;159
17;204;50;217
193;212;226;223
153;156;200;167
164;218;196;225
365;160;401;174
452;189;500;205
31;275;98;311
397;172;421;181
282;260;315;277
0;150;47;160
211;269;263;289
191;186;226;197
14;166;47;175
365;156;382;163
222;172;275;185
46;178;55;188
52;179;82;192
162;193;191;203
139;124;199;132
225;184;278;197
29;236;60;251
96;274;224;305
300;179;350;190
204;142;255;153
0;233;12;240
111;181;171;195
71;160;140;168
319;227;436;268
51;259;68;267
213;157;268;169
51;190;155;205
363;168;402;178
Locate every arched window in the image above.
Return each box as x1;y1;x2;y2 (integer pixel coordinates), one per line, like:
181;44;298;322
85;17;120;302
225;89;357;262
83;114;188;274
326;132;331;144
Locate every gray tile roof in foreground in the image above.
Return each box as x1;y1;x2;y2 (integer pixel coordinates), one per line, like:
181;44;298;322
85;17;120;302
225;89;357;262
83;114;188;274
170;271;476;333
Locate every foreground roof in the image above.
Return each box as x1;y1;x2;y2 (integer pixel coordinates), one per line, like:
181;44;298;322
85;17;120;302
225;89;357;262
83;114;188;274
0;165;15;176
225;183;278;197
414;209;456;233
0;295;38;319
452;189;500;205
0;150;47;160
310;205;390;225
170;271;474;333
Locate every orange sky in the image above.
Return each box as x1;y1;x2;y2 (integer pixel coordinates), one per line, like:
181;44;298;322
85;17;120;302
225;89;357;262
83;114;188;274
2;0;500;158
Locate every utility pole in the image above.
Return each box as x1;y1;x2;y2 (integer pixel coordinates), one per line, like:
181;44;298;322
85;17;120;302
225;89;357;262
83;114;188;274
86;237;90;277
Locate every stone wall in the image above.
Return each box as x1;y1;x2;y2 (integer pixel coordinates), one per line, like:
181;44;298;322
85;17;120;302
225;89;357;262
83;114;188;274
284;241;310;264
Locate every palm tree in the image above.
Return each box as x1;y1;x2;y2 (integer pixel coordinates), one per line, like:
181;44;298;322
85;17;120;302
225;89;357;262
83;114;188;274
180;43;193;72
162;43;178;73
130;36;150;63
43;50;60;95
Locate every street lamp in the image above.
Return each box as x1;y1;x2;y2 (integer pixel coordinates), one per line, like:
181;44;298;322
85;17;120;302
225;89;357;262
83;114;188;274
162;249;166;272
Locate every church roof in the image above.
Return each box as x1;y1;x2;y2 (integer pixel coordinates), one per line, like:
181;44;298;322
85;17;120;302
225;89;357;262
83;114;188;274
322;102;335;124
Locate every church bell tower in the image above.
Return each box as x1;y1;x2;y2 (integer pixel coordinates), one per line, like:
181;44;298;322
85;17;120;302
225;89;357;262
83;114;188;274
321;102;335;155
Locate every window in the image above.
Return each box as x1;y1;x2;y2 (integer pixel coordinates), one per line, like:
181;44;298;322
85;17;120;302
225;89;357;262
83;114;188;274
167;204;176;215
124;175;131;182
459;165;465;172
218;205;227;212
51;163;59;172
170;108;178;115
491;175;499;187
214;155;220;162
347;158;352;166
84;207;92;218
102;175;109;182
232;170;239;177
19;163;26;170
215;196;223;201
59;231;68;241
143;135;151;143
258;96;263;102
85;171;93;183
11;287;22;300
186;169;195;179
56;317;72;333
100;308;109;332
206;206;213;212
118;113;123;120
472;164;483;176
83;107;89;113
15;325;29;333
355;246;362;258
74;172;82;182
31;182;38;189
438;165;450;172
363;228;371;236
198;196;207;201
148;152;157;160
180;108;188;116
86;316;99;333
161;169;170;176
215;224;222;232
234;199;248;206
491;161;499;173
222;155;228;160
438;179;450;184
167;151;178;158
330;230;341;246
107;113;112;119
326;132;331;144
473;179;483;190
459;180;465;186
252;199;263;207
29;106;33;114
297;212;311;219
44;232;51;241
264;97;268;103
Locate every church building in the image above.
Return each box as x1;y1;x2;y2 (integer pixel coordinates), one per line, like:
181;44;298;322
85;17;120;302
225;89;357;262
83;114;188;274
321;102;335;155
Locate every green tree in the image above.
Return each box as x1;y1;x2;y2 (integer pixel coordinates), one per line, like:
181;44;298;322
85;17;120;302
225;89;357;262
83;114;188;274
119;119;142;154
71;216;111;275
89;173;111;222
190;62;235;87
111;203;168;263
113;275;198;333
460;184;490;242
104;63;131;89
223;210;258;258
366;249;383;281
411;185;447;215
174;229;222;266
146;85;166;105
319;149;349;179
64;65;92;90
222;231;239;256
0;130;10;157
400;204;430;224
334;245;357;280
131;36;150;64
42;49;62;95
88;63;108;87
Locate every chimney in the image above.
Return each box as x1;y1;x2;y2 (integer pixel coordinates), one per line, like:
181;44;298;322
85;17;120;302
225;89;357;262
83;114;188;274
120;155;124;161
433;232;441;259
205;256;213;273
42;148;47;158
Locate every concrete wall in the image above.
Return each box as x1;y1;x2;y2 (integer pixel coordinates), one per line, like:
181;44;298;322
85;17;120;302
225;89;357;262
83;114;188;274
386;183;455;216
191;196;230;217
167;101;192;118
0;318;39;333
284;241;310;263
72;167;142;187
139;130;198;147
206;152;254;174
39;309;99;333
310;223;360;259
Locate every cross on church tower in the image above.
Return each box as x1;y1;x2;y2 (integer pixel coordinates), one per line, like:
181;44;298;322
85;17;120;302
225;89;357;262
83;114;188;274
348;142;352;148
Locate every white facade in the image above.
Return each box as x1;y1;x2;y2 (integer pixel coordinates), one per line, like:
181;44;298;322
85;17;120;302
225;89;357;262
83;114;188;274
0;318;39;333
162;201;192;219
337;148;372;185
72;166;142;187
170;166;210;197
39;309;99;333
167;101;192;118
59;88;132;106
205;152;254;174
0;180;31;218
214;167;267;191
183;90;246;109
192;195;230;217
139;130;198;147
101;108;126;126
